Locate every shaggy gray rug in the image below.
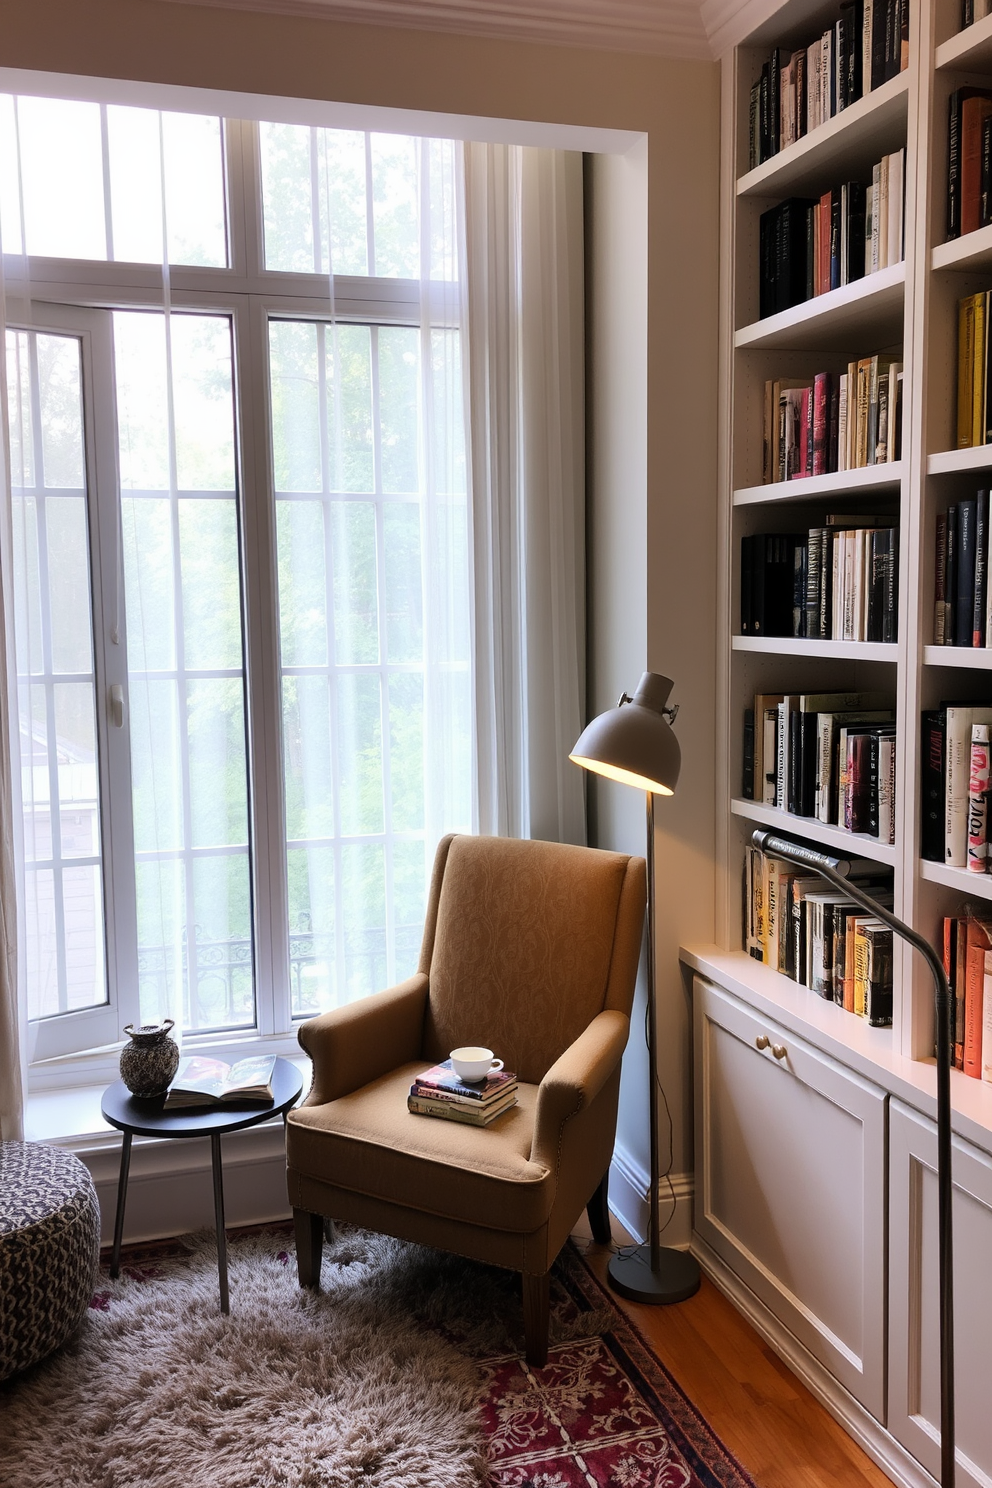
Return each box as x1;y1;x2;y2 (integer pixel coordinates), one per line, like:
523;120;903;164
0;1226;513;1488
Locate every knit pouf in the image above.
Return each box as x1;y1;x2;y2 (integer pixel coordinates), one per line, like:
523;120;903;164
0;1141;100;1381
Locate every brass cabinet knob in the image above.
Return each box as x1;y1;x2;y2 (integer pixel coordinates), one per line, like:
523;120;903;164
755;1035;770;1050
771;1044;787;1060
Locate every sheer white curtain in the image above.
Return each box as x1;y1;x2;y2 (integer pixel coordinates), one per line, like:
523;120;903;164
0;230;27;1140
464;144;587;845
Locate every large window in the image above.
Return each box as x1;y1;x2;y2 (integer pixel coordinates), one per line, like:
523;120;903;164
2;100;471;1063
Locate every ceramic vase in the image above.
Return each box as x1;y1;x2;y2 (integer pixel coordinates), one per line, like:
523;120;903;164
119;1019;180;1099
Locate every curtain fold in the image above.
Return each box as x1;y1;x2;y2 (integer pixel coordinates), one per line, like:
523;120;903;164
0;220;27;1141
464;144;586;846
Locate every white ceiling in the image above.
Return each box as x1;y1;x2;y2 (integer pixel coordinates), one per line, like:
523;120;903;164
159;0;765;62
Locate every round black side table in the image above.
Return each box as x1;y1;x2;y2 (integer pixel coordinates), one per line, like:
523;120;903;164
100;1056;305;1313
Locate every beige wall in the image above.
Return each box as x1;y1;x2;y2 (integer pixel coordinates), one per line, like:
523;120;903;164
0;0;721;1208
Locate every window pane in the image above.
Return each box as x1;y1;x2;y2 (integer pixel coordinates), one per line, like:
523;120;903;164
115;310;254;1034
16;97;106;260
370;134;419;278
271;313;470;1016
260;124;370;276
161;112;227;268
259;122;315;273
7;330;108;1021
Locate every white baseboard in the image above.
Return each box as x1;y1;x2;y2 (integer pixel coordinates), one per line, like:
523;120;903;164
74;1123;293;1248
692;1233;937;1488
608;1143;693;1250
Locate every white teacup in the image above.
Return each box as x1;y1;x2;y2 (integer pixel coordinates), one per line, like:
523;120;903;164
450;1046;504;1083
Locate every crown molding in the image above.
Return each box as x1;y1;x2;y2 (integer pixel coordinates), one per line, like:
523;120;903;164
154;0;715;61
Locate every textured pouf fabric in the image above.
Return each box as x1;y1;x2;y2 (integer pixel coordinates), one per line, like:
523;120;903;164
0;1141;100;1381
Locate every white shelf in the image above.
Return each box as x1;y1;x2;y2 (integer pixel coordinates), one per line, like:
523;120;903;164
734;463;903;505
923;645;992;669
731;798;898;866
734;635;898;660
936;14;992;72
736;72;910;201
735;262;905;351
932;223;992;273
927;445;992;476
920;860;992;898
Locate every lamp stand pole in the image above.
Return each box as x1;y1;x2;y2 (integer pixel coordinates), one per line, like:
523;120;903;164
754;833;955;1488
607;792;701;1305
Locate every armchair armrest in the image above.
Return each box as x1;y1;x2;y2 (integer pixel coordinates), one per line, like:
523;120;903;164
297;973;430;1106
529;1009;630;1175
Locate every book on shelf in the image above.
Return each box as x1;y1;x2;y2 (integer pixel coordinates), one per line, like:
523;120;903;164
163;1055;277;1109
963;0;992;29
745;690;895;838
410;1059;517;1102
744;838;894;1022
760;357;902;483
932;495;992;645
748;0;909;171
920;703;992;867
942;911;992;1078
757;151;904;321
955;294;992;448
947;88;992;240
740;521;898;641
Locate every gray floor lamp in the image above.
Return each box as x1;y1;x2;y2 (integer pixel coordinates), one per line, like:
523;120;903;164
570;672;701;1305
752;830;956;1488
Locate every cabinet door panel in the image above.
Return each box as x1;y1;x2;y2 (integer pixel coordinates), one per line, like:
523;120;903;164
694;978;887;1419
888;1099;992;1486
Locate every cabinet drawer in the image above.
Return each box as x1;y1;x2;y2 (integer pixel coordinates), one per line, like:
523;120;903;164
888;1099;992;1486
693;977;887;1420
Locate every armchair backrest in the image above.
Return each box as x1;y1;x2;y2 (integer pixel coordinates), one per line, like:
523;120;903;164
418;834;647;1085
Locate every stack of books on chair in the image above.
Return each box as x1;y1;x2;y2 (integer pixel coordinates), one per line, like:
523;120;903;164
407;1060;518;1126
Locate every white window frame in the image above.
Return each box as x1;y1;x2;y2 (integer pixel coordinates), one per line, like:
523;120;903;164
15;113;459;1088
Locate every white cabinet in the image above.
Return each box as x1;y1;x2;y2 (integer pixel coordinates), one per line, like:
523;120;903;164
693;976;887;1420
888;1099;992;1486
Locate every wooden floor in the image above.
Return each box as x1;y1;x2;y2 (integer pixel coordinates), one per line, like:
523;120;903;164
571;1219;893;1488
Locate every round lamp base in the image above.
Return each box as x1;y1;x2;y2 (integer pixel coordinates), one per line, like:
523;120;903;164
607;1245;701;1305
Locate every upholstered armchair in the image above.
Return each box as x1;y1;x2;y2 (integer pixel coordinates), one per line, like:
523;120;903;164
286;832;646;1365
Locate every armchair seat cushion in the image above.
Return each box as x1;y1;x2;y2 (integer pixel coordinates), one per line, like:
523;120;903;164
287;1062;552;1233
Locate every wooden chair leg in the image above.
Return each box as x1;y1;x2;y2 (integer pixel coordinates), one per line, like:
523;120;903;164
586;1170;612;1245
294;1208;324;1289
522;1272;550;1368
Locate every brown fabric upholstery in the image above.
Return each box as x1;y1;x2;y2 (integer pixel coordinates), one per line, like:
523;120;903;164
420;834;635;1085
287;834;646;1304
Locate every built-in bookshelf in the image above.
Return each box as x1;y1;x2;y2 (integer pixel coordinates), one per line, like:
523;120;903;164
712;0;992;1109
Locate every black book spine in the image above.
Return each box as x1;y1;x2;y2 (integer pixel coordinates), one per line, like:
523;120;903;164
800;712;818;816
920;709;946;861
949;89;962;240
946;504;959;644
805;204;816;303
900;0;909;72
788;706;803;815
956;496;977;645
852;0;865;100
759;207;776;320
796;49;807;138
793;540;807;637
964;0;974;27
867;731;882;836
846;181;867;281
839;5;853;109
751;535;767;635
871;0;887;90
760;63;771;163
741;532;754;633
770;48;782;157
975;488;989;645
883;528;898;643
743;709;755;800
750;82;760;171
868;529;885;643
819;527;833;639
805;528;823;638
830;193;842;289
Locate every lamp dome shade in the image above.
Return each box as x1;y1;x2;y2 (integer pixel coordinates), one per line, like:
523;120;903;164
569;672;681;796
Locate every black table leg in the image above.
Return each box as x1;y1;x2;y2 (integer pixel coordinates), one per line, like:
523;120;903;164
211;1131;229;1314
110;1130;132;1280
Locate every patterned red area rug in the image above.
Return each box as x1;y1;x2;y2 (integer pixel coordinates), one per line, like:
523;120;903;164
479;1245;758;1488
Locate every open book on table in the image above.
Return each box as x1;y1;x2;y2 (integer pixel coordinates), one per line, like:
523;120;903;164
163;1055;277;1109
